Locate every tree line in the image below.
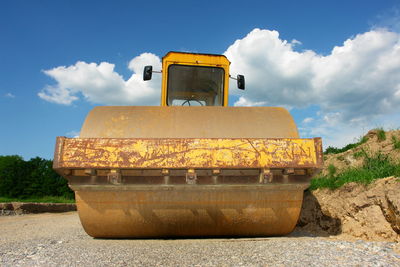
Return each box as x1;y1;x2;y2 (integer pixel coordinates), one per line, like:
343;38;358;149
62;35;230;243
0;155;73;199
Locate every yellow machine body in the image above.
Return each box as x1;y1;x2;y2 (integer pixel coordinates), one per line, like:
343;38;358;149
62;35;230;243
53;52;323;238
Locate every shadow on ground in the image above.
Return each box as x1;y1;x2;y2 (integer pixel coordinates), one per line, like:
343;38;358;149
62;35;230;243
294;190;342;238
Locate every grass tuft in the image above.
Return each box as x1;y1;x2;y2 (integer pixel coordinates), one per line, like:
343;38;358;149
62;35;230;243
327;164;336;177
392;135;400;150
353;150;366;159
310;153;400;190
376;128;386;141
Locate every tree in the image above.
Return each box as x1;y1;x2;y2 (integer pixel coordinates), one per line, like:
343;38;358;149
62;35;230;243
0;155;73;199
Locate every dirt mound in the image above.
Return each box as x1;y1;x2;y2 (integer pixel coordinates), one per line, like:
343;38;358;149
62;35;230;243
322;129;400;176
299;129;400;241
299;176;400;242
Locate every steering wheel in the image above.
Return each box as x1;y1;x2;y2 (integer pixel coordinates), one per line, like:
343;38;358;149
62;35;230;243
181;99;204;106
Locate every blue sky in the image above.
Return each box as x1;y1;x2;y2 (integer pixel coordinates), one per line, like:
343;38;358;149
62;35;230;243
1;0;400;160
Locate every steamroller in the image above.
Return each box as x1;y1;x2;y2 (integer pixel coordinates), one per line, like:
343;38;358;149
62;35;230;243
53;52;323;238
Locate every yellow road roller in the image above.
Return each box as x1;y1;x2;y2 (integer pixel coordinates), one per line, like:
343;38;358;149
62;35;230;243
53;52;323;238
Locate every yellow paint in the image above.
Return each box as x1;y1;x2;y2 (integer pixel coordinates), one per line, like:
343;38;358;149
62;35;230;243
58;137;321;169
160;52;231;107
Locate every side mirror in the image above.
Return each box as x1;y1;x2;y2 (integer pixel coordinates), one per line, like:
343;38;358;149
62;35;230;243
143;65;153;81
237;75;245;90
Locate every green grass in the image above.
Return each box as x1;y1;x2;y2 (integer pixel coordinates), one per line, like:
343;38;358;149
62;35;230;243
324;135;368;154
310;153;400;190
0;196;75;203
327;164;337;177
392;135;400;150
353;150;366;159
376;128;386;141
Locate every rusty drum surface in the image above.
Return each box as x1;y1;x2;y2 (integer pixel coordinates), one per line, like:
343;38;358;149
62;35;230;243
74;185;306;238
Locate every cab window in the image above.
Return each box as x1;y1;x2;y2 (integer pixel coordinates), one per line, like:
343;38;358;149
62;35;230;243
167;64;224;106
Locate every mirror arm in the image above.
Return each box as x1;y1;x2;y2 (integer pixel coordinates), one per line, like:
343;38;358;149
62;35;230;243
143;65;162;81
229;74;245;90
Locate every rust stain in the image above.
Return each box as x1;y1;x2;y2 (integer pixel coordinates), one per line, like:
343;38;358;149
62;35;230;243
54;137;323;170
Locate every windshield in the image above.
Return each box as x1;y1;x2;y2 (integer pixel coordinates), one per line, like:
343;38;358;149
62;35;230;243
167;64;224;106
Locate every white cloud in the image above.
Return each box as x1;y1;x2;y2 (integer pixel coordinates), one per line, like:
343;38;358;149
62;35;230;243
39;28;400;148
225;28;400;147
233;96;267;107
299;111;400;149
291;39;302;46
226;28;400;120
372;6;400;32
66;130;80;138
302;117;314;124
4;93;15;98
38;53;162;105
395;85;400;99
225;29;318;109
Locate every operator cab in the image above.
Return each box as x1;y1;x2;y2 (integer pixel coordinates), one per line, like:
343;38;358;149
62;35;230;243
143;51;244;107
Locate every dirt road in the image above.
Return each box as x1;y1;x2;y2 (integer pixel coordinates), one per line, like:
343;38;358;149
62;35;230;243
0;212;399;266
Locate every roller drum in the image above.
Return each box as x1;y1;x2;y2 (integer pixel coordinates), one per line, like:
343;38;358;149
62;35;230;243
72;106;306;238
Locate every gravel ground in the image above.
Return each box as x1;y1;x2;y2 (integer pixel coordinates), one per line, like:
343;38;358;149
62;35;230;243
0;212;399;267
